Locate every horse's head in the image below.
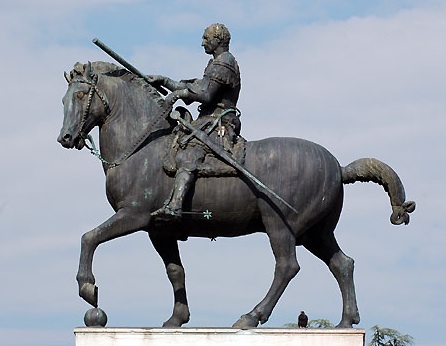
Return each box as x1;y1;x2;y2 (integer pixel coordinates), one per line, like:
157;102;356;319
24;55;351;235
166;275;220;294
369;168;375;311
58;62;110;150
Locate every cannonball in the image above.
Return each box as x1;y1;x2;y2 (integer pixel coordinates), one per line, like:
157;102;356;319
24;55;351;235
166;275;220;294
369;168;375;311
84;307;108;327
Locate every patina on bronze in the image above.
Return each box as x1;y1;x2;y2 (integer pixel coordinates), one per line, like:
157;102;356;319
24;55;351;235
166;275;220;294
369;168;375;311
149;23;242;221
169;109;298;215
57;26;415;329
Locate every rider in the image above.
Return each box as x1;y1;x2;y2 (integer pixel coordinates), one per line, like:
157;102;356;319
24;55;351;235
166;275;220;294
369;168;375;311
148;23;242;220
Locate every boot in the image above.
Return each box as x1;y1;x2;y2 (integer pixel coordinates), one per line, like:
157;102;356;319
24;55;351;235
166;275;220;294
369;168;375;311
151;169;194;220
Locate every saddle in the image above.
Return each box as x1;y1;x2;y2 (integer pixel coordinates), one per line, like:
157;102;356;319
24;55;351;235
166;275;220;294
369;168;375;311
163;108;246;177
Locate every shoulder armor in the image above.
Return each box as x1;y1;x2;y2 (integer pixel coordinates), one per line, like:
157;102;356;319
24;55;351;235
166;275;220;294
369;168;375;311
205;52;240;87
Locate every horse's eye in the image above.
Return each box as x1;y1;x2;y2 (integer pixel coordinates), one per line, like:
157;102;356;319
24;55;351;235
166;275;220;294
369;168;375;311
76;91;85;99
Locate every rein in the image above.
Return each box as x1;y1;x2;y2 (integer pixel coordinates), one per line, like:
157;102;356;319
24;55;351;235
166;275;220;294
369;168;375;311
72;69;173;169
70;73;112;165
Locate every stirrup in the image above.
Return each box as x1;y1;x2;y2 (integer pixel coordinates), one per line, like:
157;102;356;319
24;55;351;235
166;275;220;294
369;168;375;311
151;205;182;220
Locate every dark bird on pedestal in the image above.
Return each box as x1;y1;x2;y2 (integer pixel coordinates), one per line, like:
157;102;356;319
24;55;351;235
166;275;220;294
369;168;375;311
298;311;308;328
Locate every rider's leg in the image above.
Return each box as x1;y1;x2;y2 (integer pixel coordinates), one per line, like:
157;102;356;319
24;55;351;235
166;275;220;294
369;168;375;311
151;145;204;219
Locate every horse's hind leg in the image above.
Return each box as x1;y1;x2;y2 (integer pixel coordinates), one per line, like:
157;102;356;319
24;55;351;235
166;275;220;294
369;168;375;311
149;234;190;327
303;230;360;328
233;217;300;328
76;209;147;307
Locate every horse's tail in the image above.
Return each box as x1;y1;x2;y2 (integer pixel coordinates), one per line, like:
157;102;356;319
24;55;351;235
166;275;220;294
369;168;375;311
341;158;416;225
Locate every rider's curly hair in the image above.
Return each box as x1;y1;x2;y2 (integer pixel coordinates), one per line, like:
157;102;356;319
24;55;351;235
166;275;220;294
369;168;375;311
208;23;231;47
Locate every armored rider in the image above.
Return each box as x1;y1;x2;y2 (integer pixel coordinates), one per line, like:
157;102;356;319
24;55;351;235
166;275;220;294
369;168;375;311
148;23;242;220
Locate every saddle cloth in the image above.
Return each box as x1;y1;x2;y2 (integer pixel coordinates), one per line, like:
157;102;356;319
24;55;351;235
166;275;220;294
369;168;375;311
163;133;246;177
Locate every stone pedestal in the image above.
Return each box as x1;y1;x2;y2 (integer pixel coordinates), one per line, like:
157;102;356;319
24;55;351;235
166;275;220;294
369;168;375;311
75;327;365;346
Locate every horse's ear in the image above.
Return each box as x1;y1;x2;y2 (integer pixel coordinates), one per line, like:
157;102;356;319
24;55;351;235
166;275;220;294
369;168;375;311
85;61;93;79
64;71;71;83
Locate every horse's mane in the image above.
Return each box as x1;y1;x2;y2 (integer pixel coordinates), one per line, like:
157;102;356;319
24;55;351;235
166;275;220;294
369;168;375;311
70;61;164;107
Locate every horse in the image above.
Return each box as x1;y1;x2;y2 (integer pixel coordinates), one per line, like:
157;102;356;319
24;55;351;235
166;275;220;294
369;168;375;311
58;61;415;328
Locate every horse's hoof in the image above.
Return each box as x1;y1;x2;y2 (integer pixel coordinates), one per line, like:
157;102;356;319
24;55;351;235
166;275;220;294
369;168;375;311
79;283;98;307
335;321;354;328
162;318;182;328
232;314;259;329
336;313;360;328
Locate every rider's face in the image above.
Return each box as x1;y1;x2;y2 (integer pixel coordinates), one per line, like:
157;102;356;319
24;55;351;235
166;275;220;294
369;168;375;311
202;28;219;55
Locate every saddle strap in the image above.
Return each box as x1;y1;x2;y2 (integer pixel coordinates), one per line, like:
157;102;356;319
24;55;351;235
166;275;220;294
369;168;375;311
179;108;237;147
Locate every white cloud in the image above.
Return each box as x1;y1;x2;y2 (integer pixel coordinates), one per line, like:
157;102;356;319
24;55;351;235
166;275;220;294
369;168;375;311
237;6;446;138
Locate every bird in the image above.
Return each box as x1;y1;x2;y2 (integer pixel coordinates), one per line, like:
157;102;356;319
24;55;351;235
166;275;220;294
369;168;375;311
298;311;308;328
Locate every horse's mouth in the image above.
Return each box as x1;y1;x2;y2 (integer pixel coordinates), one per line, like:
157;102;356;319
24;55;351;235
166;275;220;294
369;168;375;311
74;137;85;150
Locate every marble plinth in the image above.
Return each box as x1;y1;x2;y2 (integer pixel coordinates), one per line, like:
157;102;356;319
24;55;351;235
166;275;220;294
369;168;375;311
75;327;365;346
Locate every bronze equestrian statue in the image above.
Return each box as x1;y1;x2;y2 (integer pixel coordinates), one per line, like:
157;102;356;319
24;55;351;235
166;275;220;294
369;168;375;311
57;25;415;329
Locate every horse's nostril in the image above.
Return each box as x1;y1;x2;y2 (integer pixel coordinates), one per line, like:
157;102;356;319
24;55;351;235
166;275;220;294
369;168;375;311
58;133;72;145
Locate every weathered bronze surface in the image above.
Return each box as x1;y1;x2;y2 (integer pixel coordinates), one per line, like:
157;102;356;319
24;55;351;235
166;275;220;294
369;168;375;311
149;23;242;220
57;26;415;329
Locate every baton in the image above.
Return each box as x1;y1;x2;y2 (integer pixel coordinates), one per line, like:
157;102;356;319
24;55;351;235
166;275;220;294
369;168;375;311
92;38;168;96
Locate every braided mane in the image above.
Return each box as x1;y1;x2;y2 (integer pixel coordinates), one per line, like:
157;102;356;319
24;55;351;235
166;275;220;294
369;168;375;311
70;61;164;107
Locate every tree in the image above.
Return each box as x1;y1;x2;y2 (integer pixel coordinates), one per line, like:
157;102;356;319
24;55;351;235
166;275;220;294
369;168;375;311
283;319;334;329
284;318;414;346
308;319;335;328
368;325;414;346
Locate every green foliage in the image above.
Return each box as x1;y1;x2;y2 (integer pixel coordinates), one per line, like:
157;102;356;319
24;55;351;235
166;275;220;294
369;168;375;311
283;322;299;328
283;318;414;346
308;319;335;328
368;325;414;346
283;318;335;328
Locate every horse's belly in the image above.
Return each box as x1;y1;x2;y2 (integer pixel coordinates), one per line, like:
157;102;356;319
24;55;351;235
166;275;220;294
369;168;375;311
187;176;262;237
104;136;343;238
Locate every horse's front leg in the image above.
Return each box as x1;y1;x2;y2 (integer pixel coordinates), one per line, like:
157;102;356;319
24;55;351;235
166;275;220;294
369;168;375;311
149;233;190;327
76;209;148;307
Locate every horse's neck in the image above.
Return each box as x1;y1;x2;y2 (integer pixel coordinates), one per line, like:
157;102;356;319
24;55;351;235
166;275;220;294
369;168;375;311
98;79;170;165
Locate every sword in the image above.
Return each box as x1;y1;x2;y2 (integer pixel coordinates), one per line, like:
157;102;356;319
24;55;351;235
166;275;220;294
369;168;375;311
92;38;168;96
170;111;299;215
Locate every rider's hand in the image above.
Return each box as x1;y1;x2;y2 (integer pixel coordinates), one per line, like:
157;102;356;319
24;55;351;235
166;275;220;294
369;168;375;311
164;89;190;106
165;90;181;105
146;75;165;84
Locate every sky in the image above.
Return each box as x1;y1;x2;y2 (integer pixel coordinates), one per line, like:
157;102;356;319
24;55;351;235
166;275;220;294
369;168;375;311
0;0;445;345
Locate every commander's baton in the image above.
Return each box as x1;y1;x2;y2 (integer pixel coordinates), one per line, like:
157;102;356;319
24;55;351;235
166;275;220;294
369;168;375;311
92;38;168;96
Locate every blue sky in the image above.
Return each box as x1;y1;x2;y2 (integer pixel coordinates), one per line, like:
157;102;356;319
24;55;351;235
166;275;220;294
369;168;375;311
1;1;445;345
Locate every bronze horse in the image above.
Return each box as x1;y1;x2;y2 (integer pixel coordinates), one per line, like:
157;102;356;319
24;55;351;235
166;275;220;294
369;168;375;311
58;61;415;328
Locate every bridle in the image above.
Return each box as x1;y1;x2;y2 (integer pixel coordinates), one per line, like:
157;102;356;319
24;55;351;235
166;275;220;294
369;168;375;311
67;66;174;169
68;71;111;164
70;72;111;140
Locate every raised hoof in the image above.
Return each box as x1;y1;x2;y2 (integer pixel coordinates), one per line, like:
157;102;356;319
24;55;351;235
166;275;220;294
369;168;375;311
232;314;259;329
79;283;98;307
